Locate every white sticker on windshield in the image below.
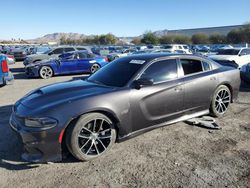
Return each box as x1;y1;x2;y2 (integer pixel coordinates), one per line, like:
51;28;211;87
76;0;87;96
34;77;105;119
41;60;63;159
89;60;96;63
129;60;145;64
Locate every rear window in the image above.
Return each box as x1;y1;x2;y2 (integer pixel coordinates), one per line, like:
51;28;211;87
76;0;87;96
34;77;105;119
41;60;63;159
217;49;240;55
180;59;203;75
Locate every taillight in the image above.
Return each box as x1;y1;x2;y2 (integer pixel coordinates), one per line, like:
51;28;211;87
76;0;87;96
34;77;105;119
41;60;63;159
1;60;8;73
104;57;108;62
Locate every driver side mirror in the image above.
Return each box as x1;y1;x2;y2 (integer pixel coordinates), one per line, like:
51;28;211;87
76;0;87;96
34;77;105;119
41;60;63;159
132;78;153;90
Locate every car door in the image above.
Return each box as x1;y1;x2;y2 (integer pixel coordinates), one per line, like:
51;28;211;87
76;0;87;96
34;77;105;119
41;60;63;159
59;53;78;73
76;52;94;72
179;58;218;114
129;58;185;131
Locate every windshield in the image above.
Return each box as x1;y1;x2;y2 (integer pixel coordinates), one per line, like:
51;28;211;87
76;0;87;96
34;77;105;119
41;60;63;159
217;49;240;55
37;47;50;53
43;49;52;54
87;57;145;87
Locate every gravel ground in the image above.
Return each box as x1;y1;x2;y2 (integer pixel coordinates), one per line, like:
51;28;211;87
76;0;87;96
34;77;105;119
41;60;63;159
0;62;250;188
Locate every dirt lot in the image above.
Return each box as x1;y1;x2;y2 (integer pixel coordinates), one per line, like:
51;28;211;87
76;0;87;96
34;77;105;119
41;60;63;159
0;62;250;188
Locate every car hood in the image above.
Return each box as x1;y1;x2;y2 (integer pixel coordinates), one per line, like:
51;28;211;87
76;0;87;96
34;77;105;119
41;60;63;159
26;54;50;60
19;80;114;109
208;55;237;61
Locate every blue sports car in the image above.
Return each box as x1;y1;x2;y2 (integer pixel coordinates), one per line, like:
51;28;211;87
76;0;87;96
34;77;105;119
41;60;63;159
25;51;109;79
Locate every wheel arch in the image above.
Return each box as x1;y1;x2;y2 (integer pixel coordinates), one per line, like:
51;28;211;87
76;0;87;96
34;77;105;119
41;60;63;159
61;109;121;154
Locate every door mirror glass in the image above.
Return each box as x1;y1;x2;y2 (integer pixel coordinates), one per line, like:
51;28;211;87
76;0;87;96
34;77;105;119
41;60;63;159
132;78;153;89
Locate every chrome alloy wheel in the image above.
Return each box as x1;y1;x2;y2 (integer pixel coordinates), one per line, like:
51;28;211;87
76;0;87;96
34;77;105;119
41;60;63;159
215;89;231;114
40;66;53;79
78;118;112;156
90;64;100;73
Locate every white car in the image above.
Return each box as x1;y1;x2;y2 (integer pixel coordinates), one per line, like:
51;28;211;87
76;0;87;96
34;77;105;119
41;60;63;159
163;44;192;54
209;48;250;68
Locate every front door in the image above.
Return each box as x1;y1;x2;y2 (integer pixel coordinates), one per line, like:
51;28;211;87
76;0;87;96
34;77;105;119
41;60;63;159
129;58;185;132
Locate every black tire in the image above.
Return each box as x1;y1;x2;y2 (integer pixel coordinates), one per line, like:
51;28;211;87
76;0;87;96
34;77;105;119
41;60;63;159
66;113;116;161
39;66;53;79
210;85;231;117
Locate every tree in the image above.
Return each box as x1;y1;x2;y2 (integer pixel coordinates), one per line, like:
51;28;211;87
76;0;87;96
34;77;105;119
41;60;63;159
227;24;250;44
173;35;191;44
159;35;175;44
191;33;209;44
131;37;141;45
141;32;159;44
209;33;227;44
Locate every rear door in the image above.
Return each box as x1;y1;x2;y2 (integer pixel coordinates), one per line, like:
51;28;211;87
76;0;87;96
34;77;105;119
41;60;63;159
76;52;95;72
130;58;185;131
179;58;218;113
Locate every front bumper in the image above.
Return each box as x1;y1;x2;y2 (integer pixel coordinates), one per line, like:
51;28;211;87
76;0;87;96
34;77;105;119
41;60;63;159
9;112;63;162
25;67;39;77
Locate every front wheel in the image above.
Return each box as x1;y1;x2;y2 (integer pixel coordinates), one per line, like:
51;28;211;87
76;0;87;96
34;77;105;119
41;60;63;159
66;113;116;161
210;85;231;117
39;66;53;79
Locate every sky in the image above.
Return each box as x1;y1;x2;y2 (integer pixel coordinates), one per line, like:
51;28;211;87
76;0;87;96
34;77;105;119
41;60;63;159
1;0;250;40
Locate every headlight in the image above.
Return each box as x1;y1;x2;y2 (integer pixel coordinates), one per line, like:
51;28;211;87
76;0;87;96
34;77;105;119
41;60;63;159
25;117;57;128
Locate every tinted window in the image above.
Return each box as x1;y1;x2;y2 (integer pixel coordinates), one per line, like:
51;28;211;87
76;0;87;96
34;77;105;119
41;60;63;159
202;61;211;71
87;53;95;58
76;47;87;51
140;59;178;83
240;49;250;55
217;49;240;55
88;57;144;87
180;59;203;75
52;48;64;54
64;47;75;52
78;52;88;59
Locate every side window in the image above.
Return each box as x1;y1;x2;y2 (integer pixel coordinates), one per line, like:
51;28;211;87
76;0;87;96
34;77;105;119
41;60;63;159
52;48;64;54
87;53;95;58
240;49;247;55
202;61;211;71
78;52;88;59
180;59;203;75
246;49;250;55
76;47;86;51
140;59;178;83
64;47;75;52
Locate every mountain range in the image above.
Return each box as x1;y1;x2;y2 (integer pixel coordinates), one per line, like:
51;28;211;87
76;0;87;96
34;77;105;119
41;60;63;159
27;24;243;44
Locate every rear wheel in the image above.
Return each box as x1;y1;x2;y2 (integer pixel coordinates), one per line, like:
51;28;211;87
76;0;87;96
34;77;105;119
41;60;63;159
90;64;100;74
66;113;116;161
210;85;231;117
39;66;53;79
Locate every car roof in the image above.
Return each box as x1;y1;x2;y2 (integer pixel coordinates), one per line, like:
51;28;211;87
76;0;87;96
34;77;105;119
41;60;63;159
119;53;203;62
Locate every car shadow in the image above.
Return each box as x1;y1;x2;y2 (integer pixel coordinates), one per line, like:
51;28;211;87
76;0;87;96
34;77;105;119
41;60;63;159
0;105;41;170
0;104;84;170
9;67;25;73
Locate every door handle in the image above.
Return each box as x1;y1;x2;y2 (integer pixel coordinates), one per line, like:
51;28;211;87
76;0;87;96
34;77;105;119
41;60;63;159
210;76;216;80
174;86;183;92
